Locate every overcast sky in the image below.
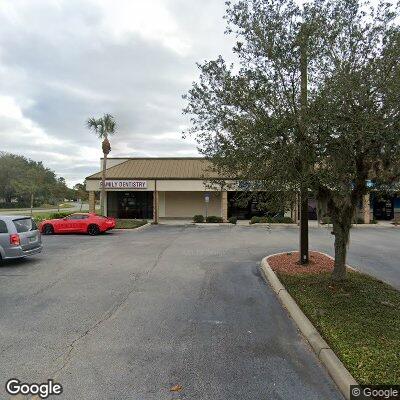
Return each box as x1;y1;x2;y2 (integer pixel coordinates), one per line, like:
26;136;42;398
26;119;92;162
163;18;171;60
0;0;234;186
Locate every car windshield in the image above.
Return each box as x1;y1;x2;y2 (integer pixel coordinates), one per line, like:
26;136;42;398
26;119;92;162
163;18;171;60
13;218;37;233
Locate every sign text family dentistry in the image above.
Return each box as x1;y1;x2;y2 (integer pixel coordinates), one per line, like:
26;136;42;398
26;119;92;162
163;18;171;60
100;180;147;189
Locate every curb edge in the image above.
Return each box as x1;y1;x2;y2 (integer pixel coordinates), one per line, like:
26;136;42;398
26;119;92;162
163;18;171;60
260;253;358;400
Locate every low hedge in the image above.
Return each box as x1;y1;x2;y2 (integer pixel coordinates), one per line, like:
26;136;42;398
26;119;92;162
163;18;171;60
206;215;224;223
34;211;71;223
320;216;332;225
193;214;205;223
228;216;237;224
250;216;294;224
355;217;378;224
193;215;224;223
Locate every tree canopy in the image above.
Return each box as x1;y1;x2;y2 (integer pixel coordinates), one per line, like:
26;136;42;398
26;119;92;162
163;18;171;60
0;152;74;207
184;0;400;280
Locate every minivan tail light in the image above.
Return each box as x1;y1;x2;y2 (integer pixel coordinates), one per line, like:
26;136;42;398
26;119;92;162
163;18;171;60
10;234;20;246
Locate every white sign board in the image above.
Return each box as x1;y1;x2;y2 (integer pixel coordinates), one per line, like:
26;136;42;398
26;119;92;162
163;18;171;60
100;180;147;189
204;193;210;203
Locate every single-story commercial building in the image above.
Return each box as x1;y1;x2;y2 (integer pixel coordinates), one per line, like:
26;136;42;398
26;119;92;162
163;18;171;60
85;157;293;221
86;157;400;223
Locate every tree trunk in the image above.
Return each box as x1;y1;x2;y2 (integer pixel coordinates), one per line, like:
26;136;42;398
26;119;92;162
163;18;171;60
331;224;350;280
100;132;110;217
101;151;107;216
299;188;309;264
330;205;353;281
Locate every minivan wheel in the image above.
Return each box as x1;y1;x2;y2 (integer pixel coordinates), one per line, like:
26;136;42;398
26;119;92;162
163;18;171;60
88;224;100;236
43;224;54;235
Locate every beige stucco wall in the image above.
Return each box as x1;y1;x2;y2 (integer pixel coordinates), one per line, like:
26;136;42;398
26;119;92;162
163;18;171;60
159;191;166;217
164;191;221;218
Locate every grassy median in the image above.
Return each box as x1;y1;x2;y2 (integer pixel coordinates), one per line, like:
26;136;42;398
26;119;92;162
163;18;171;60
114;219;148;229
277;271;400;385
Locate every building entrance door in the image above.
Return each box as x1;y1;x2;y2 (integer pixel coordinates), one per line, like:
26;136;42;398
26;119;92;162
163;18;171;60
373;195;394;220
107;192;153;219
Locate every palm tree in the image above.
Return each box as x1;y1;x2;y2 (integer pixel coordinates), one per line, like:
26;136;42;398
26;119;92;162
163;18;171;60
86;114;116;216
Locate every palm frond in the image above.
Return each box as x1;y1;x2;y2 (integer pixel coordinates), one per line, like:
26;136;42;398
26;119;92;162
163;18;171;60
86;114;116;138
86;117;99;130
103;113;116;135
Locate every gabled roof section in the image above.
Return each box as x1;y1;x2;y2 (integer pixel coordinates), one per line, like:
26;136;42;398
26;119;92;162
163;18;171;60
85;157;225;180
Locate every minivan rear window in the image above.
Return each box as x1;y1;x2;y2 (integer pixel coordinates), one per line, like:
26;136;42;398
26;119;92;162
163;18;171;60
0;220;8;233
13;218;37;233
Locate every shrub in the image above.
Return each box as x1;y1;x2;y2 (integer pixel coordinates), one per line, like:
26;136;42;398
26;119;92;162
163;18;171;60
321;216;332;225
251;215;294;224
33;211;72;224
271;216;293;223
206;215;223;223
193;214;204;223
228;216;237;224
49;211;71;219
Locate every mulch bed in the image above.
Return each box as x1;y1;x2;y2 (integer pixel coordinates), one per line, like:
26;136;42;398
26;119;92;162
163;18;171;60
267;251;334;275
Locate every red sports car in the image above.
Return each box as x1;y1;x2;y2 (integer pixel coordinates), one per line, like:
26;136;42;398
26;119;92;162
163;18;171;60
39;213;116;235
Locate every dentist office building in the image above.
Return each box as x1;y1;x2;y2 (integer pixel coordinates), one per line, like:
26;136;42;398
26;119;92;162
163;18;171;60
85;157;400;223
85;157;244;222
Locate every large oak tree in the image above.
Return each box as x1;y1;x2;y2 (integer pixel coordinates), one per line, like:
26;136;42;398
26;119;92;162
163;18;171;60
184;0;400;280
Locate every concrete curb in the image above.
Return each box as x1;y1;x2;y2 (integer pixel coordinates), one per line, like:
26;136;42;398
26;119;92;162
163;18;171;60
116;222;152;231
351;224;399;228
134;222;153;231
260;253;357;400
193;223;297;227
193;223;234;227
243;223;298;228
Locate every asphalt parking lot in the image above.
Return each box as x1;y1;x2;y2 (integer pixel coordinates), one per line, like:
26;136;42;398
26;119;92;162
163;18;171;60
0;225;398;399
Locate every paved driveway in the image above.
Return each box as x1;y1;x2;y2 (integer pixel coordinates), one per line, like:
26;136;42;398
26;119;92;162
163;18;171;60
1;225;397;400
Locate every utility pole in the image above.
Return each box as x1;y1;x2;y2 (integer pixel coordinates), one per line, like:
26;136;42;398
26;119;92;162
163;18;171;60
299;24;309;264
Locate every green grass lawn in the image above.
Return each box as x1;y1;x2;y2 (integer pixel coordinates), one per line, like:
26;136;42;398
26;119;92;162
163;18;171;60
0;203;75;212
114;219;148;229
278;271;400;385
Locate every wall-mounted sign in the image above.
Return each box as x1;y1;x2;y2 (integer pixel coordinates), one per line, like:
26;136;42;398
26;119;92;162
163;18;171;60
100;180;147;189
204;192;210;203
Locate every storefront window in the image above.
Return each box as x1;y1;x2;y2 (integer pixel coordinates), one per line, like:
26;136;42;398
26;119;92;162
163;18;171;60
107;192;153;219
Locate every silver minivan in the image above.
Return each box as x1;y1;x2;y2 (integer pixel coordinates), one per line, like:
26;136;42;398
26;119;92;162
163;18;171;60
0;216;42;261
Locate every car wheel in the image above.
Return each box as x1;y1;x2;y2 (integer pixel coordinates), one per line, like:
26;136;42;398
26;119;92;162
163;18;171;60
43;224;54;235
88;224;100;236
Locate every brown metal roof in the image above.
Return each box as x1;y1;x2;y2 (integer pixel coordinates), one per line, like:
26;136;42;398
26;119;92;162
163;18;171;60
86;158;225;180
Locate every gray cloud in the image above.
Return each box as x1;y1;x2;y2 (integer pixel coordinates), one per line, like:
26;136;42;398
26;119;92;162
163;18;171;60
0;0;233;185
